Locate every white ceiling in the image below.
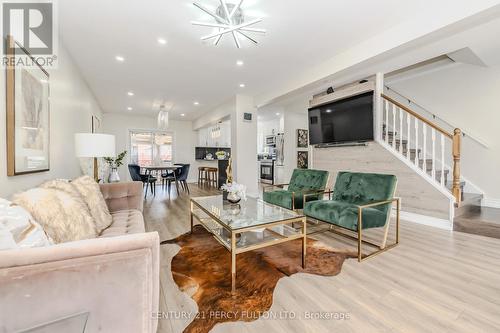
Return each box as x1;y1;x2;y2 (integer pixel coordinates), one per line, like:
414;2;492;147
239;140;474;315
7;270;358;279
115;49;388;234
59;0;430;120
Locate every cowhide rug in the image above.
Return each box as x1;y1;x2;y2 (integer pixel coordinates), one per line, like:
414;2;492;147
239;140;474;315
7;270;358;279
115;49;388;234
162;225;354;333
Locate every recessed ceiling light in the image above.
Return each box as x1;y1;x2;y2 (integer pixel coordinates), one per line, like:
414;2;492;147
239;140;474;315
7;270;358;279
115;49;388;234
194;101;200;105
275;113;280;116
239;83;246;88
236;60;244;66
127;91;134;96
326;109;332;113
180;113;186;117
127;107;133;111
157;38;167;45
115;55;125;62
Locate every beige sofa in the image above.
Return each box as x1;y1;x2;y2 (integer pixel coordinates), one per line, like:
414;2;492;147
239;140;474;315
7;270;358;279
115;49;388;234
0;181;159;333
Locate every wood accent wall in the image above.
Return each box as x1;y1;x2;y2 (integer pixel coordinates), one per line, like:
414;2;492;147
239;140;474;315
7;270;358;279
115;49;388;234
313;142;451;220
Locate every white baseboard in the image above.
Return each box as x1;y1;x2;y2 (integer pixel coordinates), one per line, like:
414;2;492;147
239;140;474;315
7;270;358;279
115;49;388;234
482;198;500;208
392;210;453;231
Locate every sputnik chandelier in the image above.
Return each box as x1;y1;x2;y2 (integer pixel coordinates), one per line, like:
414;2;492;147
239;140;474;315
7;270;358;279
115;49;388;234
191;0;266;48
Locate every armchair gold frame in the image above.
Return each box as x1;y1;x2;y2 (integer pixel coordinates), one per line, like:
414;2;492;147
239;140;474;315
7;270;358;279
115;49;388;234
263;184;328;211
303;191;400;262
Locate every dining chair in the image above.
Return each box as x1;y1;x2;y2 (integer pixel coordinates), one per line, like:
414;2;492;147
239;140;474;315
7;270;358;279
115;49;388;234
176;164;191;194
163;166;181;195
128;164;157;197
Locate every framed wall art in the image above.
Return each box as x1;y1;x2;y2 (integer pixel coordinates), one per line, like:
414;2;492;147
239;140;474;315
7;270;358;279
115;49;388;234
297;151;309;169
6;35;50;176
296;129;308;148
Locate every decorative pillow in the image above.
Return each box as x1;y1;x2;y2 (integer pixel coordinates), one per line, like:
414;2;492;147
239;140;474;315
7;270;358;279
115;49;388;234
12;188;97;244
71;175;113;233
40;179;82;199
0;198;53;250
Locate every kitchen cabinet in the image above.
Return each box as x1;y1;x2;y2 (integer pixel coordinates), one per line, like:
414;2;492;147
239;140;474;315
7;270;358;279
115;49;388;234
197;121;231;147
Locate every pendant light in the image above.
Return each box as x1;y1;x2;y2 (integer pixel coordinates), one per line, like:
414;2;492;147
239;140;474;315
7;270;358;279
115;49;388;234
157;105;169;130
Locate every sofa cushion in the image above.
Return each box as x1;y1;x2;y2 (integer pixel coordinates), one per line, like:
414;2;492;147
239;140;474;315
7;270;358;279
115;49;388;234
99;210;145;238
263;190;320;210
12;188;97;243
0;198;53;250
72;175;113;233
304;200;388;231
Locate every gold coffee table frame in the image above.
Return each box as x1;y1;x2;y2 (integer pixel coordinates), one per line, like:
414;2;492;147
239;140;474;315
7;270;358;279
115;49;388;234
190;198;307;294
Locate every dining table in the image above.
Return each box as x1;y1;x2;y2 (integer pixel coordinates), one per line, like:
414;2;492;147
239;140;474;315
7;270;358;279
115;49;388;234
143;165;182;196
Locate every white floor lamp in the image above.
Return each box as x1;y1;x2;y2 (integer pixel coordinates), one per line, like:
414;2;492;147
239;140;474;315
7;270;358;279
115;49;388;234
75;133;116;182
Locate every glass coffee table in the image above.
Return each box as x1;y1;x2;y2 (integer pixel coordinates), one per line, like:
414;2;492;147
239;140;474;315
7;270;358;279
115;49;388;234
190;195;307;293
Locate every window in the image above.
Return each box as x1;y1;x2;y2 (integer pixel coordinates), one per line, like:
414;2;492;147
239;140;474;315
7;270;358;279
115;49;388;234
130;131;173;166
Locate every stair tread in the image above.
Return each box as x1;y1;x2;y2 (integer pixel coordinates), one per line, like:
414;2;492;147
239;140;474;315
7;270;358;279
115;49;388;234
446;181;466;189
386;137;408;143
454;192;483;208
455;207;500;224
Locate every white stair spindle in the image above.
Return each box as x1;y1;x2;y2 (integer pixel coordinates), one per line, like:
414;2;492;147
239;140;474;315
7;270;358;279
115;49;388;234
422;124;427;173
399;107;403;153
385;100;389;144
406;113;411;161
431;128;436;181
414;120;419;165
440;133;445;187
392;104;396;150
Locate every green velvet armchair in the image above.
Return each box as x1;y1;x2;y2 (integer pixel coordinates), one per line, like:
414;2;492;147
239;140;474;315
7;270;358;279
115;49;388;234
262;169;329;211
303;171;400;262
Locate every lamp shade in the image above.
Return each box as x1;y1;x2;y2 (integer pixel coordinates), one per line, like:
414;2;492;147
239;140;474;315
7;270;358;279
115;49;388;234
75;133;116;158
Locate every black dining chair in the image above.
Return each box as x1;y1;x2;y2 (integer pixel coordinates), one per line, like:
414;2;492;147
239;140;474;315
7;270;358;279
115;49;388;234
160;163;183;188
128;164;157;197
176;164;191;194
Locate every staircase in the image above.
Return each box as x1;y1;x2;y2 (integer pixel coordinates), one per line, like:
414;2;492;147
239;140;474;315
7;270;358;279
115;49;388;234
383;129;452;186
380;93;483;225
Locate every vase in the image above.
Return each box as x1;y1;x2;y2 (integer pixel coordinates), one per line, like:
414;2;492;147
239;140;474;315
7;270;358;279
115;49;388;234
108;168;120;183
227;192;241;204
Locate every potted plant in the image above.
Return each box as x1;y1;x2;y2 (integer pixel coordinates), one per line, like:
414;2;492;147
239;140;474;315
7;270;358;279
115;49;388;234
221;182;247;204
215;151;226;160
104;151;127;183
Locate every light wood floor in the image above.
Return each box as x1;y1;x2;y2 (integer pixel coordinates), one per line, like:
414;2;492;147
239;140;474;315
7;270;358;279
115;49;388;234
144;184;500;333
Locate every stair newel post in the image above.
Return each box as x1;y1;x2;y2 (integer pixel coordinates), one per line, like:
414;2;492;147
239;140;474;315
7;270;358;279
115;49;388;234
452;128;462;203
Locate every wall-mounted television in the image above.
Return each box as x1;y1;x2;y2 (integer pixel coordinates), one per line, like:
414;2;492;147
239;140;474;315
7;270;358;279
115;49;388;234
308;91;374;146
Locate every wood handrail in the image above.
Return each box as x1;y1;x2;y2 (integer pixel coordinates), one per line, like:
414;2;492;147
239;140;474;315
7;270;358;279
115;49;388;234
382;94;453;139
382;93;462;203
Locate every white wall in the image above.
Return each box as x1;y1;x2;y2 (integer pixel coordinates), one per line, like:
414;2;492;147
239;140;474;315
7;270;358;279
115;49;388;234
0;45;103;198
280;99;309;182
231;95;258;196
388;63;500;203
101;113;200;183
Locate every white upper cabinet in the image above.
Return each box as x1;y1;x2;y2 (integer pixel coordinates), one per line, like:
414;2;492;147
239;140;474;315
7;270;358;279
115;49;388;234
197;121;231;147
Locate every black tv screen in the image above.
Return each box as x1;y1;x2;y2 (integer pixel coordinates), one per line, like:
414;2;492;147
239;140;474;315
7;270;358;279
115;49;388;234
308;91;374;145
